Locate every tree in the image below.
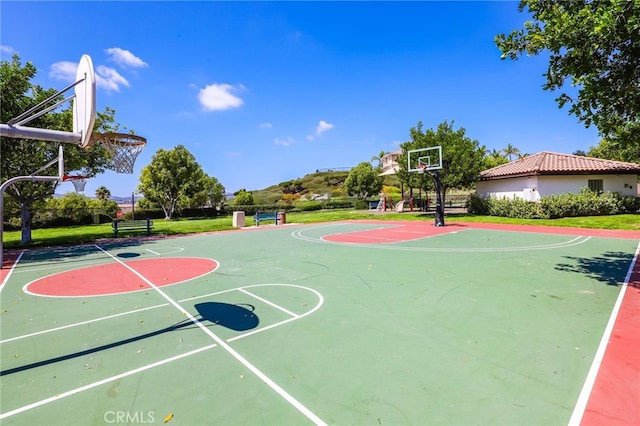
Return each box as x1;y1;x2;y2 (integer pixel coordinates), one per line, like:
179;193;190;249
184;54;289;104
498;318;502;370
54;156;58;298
396;121;486;209
587;137;640;164
45;192;118;223
370;150;386;166
1;54;116;244
502;143;521;161
495;1;640;163
484;149;509;169
137;145;206;219
95;186;111;201
189;175;225;208
344;162;384;200
232;189;254;206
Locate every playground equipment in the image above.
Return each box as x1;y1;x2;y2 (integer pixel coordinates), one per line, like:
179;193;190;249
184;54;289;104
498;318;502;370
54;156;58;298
0;54;147;268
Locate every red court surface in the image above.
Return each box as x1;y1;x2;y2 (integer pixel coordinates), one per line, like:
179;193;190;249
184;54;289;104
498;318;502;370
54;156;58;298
323;222;466;243
331;220;640;241
322;220;639;245
23;257;218;297
580;255;640;426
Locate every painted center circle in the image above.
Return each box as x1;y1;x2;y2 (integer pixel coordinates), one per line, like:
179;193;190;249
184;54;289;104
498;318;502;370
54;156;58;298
25;257;218;297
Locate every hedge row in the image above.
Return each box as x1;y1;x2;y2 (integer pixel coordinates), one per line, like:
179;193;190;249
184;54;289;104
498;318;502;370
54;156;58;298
225;199;355;215
466;190;640;219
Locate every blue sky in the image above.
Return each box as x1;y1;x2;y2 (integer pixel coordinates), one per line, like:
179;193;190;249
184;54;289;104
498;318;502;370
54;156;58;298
1;1;600;197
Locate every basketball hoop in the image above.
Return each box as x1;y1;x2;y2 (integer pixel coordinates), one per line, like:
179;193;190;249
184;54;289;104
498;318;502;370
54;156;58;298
62;175;90;193
416;164;427;174
90;132;147;174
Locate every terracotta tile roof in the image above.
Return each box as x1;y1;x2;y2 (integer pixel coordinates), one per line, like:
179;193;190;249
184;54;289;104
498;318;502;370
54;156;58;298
480;151;640;180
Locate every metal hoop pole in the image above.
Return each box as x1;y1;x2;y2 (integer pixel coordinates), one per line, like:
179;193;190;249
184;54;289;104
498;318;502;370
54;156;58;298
0;175;61;269
7;78;84;126
0;124;82;144
12;94;75;127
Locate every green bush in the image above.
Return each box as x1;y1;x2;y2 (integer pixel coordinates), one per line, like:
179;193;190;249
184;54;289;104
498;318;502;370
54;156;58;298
223;204;294;216
466;195;490;215
322;199;355;209
484;196;547;219
353;200;369;210
619;195;640;213
123;208;166;220
540;189;624;218
294;201;323;211
177;207;220;218
470;189;639;219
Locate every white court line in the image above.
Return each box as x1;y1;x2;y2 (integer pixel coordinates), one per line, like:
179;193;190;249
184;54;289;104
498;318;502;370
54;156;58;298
0;284;324;421
0;343;218;421
568;240;640;426
0;289;238;344
0;303;169;344
93;244;327;425
238;287;300;318
0;251;24;294
0;285;310;346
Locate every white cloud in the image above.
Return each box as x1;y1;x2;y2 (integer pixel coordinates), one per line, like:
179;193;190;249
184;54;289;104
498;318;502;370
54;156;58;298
49;61;77;82
316;120;334;136
198;83;244;111
260;122;273;129
49;60;131;92
0;45;15;55
307;120;335;141
96;65;130;92
274;136;294;147
105;48;148;68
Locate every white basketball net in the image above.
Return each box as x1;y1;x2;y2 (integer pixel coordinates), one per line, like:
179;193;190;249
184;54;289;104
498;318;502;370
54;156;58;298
93;133;147;174
64;176;89;193
71;178;88;192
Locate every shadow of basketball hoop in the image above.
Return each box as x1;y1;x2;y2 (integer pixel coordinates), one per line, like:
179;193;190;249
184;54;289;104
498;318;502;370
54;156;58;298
116;252;141;258
0;302;259;377
195;302;259;331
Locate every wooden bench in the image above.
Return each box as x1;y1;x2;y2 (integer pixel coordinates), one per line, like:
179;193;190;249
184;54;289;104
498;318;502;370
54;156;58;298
254;212;279;227
112;218;153;237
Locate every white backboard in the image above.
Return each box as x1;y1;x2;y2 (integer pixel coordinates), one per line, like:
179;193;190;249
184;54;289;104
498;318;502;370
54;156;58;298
408;146;442;172
73;54;96;148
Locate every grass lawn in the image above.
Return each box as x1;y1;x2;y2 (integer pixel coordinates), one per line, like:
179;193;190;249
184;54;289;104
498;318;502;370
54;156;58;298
2;210;638;250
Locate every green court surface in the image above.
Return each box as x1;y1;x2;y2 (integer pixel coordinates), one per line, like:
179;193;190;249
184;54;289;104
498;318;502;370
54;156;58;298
0;221;637;425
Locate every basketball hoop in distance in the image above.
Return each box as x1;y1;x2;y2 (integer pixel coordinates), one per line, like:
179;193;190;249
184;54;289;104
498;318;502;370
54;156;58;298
62;175;90;193
416;164;427;174
90;132;147;174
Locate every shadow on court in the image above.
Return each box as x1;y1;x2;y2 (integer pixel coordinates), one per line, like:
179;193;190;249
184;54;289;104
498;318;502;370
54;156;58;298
7;240;147;269
0;302;258;377
556;251;636;287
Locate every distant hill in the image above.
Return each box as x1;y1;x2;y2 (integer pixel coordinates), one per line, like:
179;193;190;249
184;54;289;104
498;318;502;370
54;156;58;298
111;195;141;204
55;170;402;204
249;169;400;204
53;193;141;204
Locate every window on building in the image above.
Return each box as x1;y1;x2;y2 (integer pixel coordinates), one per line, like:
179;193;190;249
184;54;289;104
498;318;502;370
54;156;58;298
588;179;603;193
